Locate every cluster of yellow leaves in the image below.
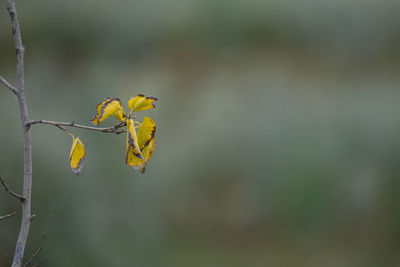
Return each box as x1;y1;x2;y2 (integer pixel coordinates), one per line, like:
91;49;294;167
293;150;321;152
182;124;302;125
69;94;157;175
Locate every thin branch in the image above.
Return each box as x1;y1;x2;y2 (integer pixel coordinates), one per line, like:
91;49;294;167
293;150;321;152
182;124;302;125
0;176;25;202
0;211;17;220
0;75;18;95
7;0;33;266
23;215;53;267
27;119;126;134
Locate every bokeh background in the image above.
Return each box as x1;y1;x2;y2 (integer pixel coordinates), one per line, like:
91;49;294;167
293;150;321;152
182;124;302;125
1;0;400;266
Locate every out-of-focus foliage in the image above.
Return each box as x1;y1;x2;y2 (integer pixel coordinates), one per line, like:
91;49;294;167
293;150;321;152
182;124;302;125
1;0;400;266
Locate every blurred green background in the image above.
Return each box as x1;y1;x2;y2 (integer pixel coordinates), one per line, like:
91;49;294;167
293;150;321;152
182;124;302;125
1;0;400;266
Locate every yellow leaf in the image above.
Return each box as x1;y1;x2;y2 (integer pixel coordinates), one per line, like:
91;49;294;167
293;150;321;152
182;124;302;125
125;117;157;172
125;119;144;168
137;116;156;149
126;137;156;173
128;94;158;112
139;137;156;173
91;98;126;126
69;135;85;175
113;109;126;123
130;117;156;173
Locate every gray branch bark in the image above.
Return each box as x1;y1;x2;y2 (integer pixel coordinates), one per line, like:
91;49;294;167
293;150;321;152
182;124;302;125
4;1;32;266
27;120;127;134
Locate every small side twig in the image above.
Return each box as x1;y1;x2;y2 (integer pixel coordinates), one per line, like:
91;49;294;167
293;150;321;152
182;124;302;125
23;215;53;267
0;176;25;202
27;120;126;134
0;75;18;95
0;211;17;220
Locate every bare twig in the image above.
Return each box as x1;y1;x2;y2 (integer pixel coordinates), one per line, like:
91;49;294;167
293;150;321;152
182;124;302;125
0;75;18;95
23;215;52;267
0;176;25;202
27;119;126;134
0;211;17;220
6;0;33;266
